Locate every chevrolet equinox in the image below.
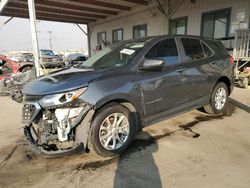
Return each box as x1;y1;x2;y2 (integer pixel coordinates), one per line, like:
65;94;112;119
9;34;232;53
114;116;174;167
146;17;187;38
22;35;234;158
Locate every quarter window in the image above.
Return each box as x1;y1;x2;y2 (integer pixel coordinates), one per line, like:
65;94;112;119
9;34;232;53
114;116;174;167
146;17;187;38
97;32;106;45
181;38;205;61
133;24;147;39
112;29;123;43
201;9;231;39
145;38;179;65
169;17;188;35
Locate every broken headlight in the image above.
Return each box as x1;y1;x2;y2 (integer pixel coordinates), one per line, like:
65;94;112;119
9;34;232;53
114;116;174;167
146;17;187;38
38;87;87;108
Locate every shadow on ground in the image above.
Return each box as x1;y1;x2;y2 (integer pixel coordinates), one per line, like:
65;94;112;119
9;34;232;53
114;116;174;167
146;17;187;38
0;104;236;187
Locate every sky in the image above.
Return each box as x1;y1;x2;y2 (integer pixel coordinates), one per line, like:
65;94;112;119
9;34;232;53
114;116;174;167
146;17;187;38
0;16;88;54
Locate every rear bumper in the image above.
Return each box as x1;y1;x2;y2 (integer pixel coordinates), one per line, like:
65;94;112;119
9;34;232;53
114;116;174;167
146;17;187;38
41;61;64;68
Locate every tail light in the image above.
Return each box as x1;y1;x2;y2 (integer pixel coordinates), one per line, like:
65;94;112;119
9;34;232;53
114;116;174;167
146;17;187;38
229;55;234;65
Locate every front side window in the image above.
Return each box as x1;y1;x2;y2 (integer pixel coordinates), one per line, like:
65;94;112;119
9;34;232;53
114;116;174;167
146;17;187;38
113;29;123;43
169;17;188;35
201;9;231;39
133;24;147;39
181;38;205;61
97;32;106;45
145;38;179;65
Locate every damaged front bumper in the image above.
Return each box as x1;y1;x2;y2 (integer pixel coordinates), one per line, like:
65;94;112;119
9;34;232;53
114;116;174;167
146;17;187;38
24;126;84;158
22;100;94;158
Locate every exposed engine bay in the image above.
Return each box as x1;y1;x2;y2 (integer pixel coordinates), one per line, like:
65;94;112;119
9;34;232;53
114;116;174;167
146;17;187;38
23;100;94;157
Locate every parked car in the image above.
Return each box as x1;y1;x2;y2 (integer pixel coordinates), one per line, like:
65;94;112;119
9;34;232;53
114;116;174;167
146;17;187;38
40;49;64;68
64;53;88;66
0;56;19;80
0;55;34;99
0;55;33;80
22;35;234;158
9;53;34;63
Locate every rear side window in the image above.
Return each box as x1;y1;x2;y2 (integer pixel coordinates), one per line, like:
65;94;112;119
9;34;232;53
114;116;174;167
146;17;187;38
202;42;213;57
210;40;228;56
181;38;205;61
145;38;179;65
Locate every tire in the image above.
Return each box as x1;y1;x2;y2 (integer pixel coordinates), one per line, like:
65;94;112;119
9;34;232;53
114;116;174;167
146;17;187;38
21;65;33;73
90;104;136;157
203;82;229;115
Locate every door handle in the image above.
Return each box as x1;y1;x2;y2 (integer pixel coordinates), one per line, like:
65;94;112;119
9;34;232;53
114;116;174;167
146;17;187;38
177;68;186;73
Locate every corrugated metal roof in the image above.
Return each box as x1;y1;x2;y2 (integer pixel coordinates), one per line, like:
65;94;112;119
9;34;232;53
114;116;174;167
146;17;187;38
0;0;150;24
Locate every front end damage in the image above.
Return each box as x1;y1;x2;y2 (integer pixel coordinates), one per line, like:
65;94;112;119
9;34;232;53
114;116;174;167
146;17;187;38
22;96;94;158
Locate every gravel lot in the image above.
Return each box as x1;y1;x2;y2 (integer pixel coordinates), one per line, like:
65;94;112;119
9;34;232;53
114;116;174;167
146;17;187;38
0;93;249;188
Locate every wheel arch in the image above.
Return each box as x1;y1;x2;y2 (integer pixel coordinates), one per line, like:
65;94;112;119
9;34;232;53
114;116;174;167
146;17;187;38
216;76;232;95
93;98;141;132
18;64;33;72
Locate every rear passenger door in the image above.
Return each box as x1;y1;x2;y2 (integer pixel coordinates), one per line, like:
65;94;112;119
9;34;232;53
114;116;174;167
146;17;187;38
179;38;214;101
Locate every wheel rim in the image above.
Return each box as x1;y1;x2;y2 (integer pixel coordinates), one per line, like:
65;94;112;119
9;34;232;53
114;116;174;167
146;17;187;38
99;113;130;151
214;87;227;110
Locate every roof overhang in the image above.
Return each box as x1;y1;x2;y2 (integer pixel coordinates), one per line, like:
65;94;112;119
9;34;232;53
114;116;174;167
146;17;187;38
0;0;149;24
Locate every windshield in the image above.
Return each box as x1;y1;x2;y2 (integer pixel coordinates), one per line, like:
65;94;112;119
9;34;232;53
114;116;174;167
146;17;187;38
81;41;146;69
40;50;54;56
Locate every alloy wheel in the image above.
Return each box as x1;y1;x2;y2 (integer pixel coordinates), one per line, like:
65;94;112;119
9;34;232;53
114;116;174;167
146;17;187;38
214;87;227;110
99;113;130;150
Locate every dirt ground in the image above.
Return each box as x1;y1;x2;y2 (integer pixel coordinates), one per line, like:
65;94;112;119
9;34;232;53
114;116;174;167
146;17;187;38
0;96;249;188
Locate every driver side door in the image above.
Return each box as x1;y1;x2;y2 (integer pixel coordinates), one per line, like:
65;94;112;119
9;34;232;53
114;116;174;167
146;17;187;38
138;38;189;117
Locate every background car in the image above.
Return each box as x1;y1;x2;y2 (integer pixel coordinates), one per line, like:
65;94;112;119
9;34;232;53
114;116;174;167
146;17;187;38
64;53;88;66
9;53;34;63
0;55;33;80
40;49;64;68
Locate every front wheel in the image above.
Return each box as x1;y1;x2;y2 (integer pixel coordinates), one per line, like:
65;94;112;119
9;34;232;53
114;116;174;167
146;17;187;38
203;82;229;115
90;104;136;157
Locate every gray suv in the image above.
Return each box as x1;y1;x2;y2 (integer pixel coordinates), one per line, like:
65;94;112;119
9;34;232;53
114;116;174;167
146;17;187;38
22;35;234;158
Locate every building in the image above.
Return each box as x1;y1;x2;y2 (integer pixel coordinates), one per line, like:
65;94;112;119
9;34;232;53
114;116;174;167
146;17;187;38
1;0;249;58
89;0;250;55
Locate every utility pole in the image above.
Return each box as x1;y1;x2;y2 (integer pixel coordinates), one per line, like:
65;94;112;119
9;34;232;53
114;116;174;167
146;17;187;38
48;31;52;50
28;0;40;77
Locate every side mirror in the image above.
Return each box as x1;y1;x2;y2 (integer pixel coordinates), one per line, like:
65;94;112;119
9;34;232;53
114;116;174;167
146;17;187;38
139;59;164;71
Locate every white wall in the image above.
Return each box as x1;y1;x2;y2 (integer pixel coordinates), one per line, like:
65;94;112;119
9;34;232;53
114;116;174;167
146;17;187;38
89;0;250;55
171;0;250;36
89;6;167;54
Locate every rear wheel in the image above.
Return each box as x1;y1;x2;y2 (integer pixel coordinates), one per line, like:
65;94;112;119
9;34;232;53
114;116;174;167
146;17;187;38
204;82;228;115
90;104;136;157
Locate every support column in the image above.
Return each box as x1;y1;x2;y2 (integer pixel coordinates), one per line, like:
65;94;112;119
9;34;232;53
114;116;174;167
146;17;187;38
28;0;40;77
0;0;9;13
87;25;91;57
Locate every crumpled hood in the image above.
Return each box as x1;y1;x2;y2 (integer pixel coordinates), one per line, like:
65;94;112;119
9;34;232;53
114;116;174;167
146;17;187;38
23;67;110;95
